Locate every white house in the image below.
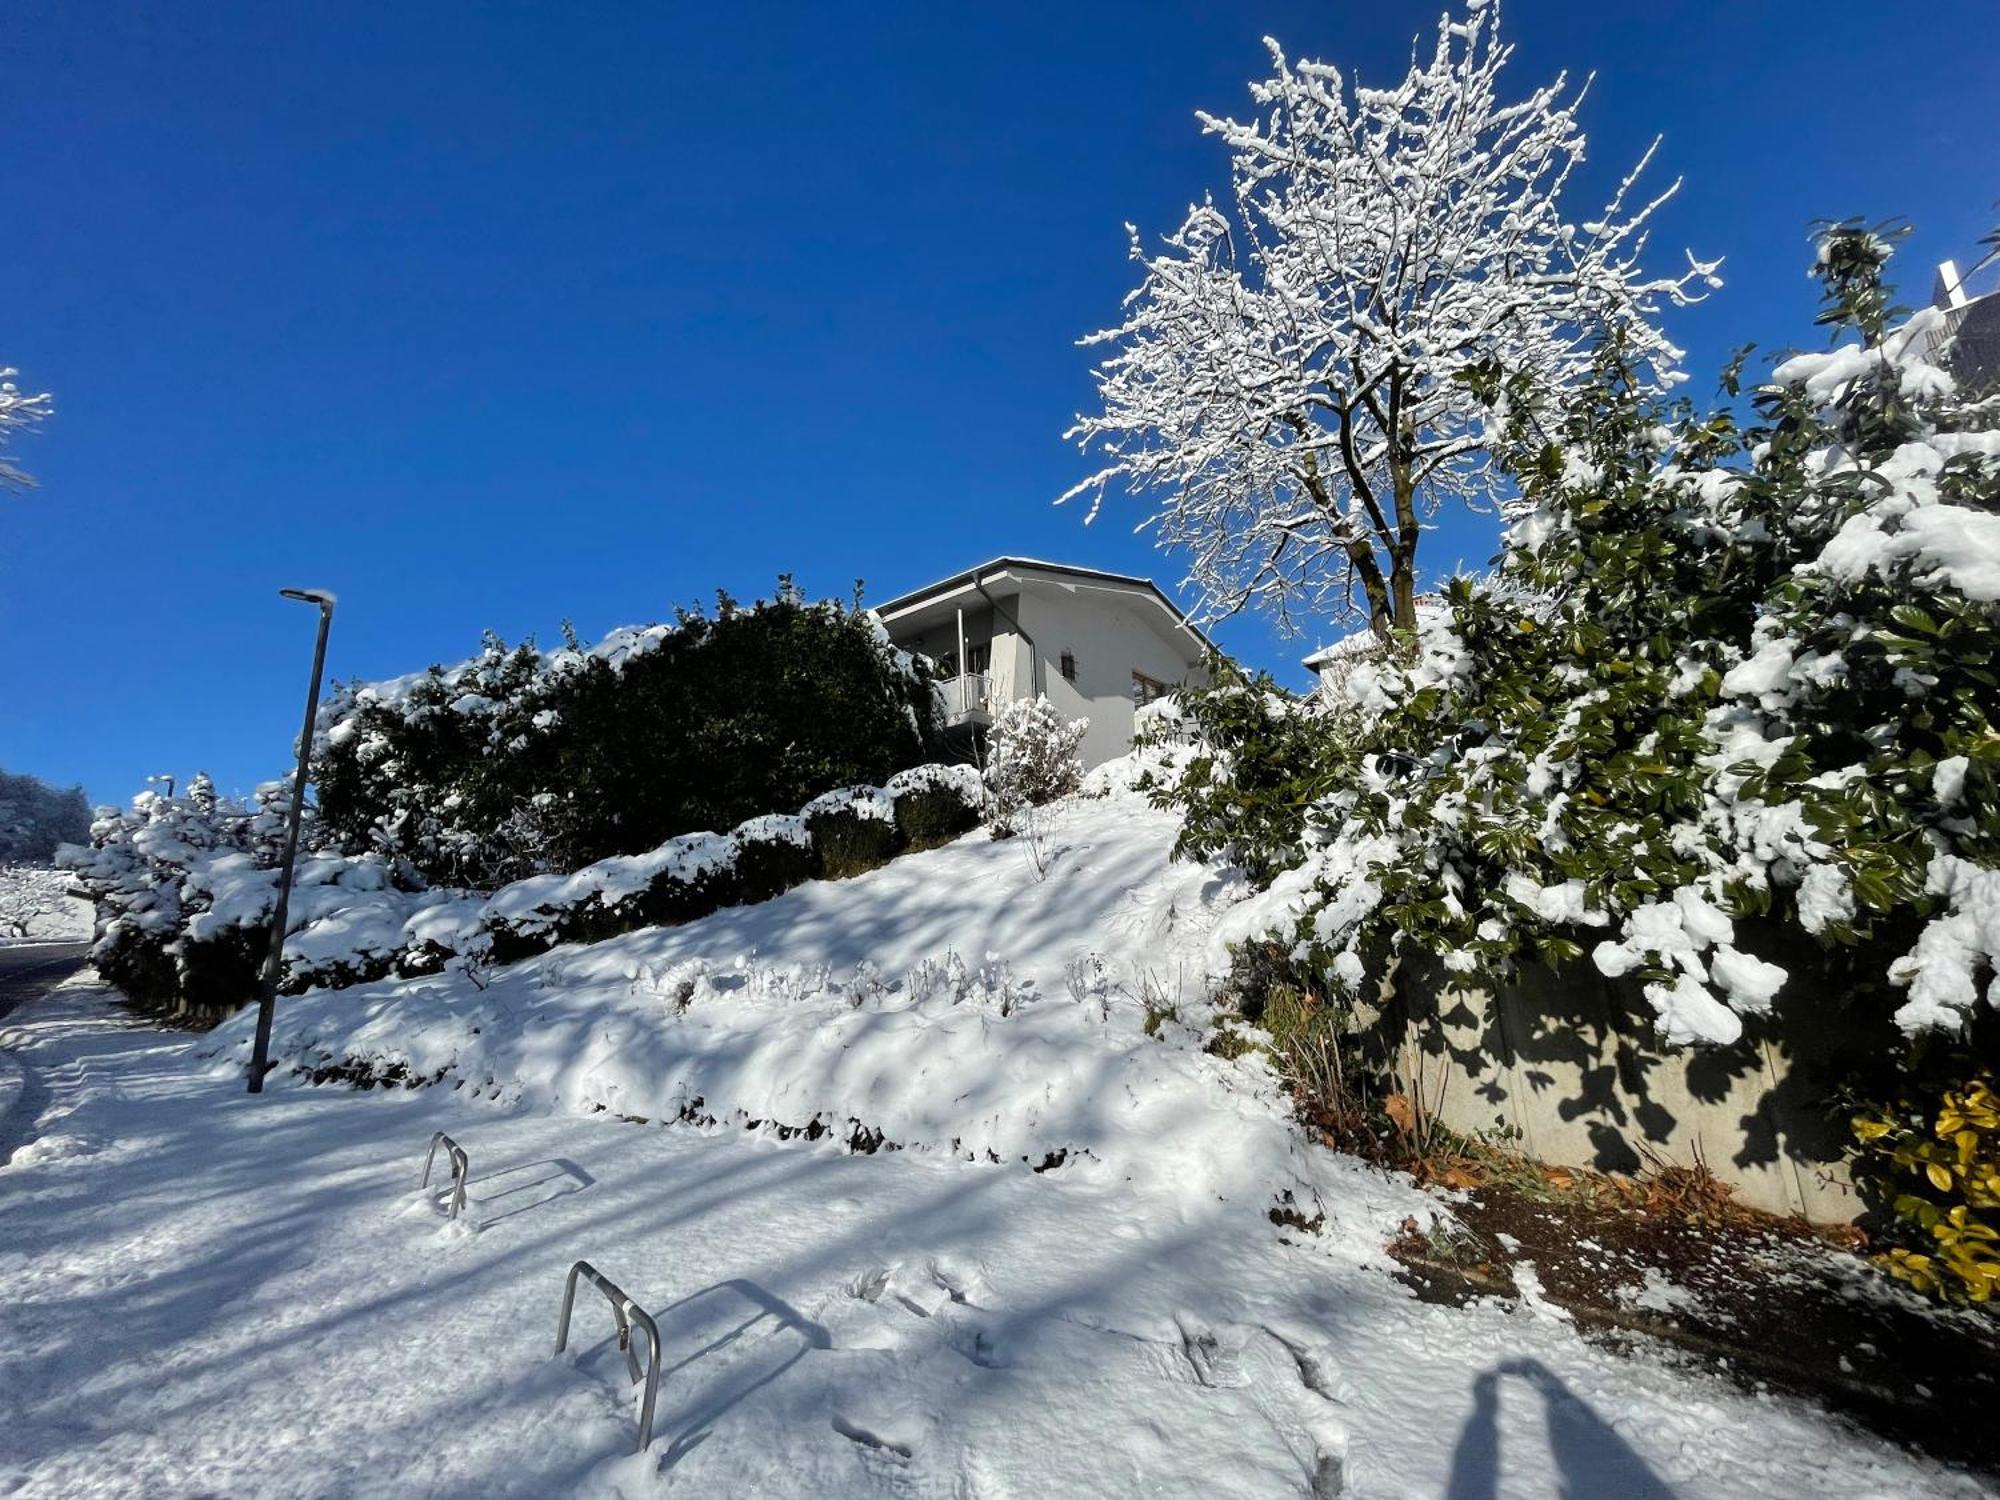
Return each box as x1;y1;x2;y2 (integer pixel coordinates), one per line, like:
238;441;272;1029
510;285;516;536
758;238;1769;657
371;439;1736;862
1301;595;1446;706
874;558;1216;768
1927;252;2000;388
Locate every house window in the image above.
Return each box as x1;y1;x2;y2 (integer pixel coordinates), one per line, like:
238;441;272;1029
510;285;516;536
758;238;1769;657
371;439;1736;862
1060;649;1077;683
965;643;991;676
1132;670;1167;705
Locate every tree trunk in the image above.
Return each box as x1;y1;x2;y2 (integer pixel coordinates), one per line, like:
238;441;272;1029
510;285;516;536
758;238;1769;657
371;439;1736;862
1389;402;1422;654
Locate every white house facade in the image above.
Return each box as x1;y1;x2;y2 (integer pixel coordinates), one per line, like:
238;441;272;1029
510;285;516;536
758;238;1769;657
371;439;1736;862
1927;252;2000;389
1301;595;1446;706
874;558;1215;768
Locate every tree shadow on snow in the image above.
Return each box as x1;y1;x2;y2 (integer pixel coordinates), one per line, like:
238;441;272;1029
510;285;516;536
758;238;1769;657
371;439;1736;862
1444;1358;1675;1500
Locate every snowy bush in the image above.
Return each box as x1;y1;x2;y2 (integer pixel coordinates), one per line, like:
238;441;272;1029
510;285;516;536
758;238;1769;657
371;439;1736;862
984;697;1087;827
70;753;991;1017
730;813;815;904
1148;660;1353;887
802;785;898;880
314;581;941;886
60;776;434;1016
1199;225;2000;1059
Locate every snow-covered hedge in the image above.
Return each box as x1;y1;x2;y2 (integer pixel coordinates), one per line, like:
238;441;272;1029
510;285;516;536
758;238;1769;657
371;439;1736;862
57;778;436;1014
464;764;982;966
1196;226;2000;1056
313;583;943;886
64;762;987;1013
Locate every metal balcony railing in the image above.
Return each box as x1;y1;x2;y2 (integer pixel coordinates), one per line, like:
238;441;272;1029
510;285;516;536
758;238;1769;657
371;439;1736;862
937;672;993;723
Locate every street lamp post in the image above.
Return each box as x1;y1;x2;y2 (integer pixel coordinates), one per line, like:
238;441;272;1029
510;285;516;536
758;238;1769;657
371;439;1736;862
247;587;336;1095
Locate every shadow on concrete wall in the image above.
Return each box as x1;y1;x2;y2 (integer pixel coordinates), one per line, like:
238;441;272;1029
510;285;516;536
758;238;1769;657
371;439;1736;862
1373;926;1909;1221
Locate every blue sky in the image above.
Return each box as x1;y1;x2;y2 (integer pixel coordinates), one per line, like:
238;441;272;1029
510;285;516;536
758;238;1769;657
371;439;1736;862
4;1;1995;808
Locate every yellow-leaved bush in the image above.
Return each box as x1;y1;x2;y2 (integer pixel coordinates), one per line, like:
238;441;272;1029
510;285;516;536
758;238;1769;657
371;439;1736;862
1852;1077;2000;1305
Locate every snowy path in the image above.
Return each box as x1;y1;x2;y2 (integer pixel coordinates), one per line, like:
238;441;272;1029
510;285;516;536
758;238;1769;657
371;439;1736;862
0;980;1976;1499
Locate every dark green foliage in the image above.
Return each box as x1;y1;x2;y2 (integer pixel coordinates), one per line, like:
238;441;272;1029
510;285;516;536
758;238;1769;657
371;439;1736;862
808;808;898;881
613;865;742;936
1150;656;1355;886
278;950;396;998
93;922;177;1009
481;919;555;967
181;929;266;1005
733;830;816;904
892;787;981;853
315;582;941;887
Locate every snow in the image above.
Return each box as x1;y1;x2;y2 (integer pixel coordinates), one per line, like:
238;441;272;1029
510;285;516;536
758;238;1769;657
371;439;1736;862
1889;855;2000;1033
1619;1267;1701;1319
481;832;738;933
801;785;897;824
2;964;1974;1498
1502;874;1607;928
1796;864;1855;937
1933;756;1970;807
212;790;1284;1200
0;866;90;943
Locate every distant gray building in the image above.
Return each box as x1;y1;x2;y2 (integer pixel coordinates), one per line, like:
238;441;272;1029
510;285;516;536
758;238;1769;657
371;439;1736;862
1925;252;2000;389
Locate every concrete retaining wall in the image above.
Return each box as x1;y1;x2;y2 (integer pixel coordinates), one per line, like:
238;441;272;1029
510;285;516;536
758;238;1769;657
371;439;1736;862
1373;943;1897;1223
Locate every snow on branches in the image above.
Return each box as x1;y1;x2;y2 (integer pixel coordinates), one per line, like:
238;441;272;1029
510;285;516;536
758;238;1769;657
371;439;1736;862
1191;223;1999;1050
0;367;52;491
984;696;1088;825
1063;1;1718;639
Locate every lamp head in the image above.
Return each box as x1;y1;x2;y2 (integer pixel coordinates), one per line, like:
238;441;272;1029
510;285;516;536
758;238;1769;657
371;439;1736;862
279;587;337;609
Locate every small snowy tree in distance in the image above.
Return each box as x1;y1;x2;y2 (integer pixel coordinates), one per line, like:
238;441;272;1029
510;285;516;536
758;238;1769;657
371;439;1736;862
1062;0;1721;641
0;366;52;490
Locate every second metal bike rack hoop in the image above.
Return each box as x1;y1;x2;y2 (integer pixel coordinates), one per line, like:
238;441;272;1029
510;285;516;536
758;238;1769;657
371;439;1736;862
555;1259;662;1453
422;1131;470;1221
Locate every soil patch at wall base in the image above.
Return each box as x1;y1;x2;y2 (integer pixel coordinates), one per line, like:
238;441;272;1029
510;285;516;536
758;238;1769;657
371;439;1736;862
1390;1178;2000;1476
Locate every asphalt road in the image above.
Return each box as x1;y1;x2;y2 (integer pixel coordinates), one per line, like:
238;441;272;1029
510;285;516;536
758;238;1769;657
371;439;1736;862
0;942;90;1026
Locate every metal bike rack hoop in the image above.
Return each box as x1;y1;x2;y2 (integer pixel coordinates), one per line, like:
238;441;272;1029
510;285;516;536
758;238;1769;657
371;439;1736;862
422;1131;470;1221
555;1259;663;1453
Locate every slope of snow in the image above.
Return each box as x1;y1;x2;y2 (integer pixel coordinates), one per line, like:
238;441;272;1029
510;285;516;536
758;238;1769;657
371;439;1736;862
210;784;1284;1191
1;975;1973;1498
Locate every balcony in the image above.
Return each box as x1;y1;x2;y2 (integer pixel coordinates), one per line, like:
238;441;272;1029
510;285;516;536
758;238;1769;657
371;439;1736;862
936;672;994;726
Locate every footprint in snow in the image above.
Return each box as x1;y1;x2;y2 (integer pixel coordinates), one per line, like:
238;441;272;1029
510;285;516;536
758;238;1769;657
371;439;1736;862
1174;1318;1248;1389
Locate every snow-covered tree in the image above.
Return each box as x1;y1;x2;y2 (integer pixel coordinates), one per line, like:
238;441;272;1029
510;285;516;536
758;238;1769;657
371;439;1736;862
0;366;52;491
1197;223;1998;1051
0;768;91;863
1063;0;1719;640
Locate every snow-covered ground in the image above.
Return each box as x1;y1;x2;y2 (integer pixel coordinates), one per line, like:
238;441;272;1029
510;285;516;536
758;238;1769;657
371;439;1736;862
0;865;90;944
1;780;1981;1497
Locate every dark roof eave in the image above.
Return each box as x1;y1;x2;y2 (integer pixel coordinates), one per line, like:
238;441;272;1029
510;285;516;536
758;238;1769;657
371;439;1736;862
875;557;1219;655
